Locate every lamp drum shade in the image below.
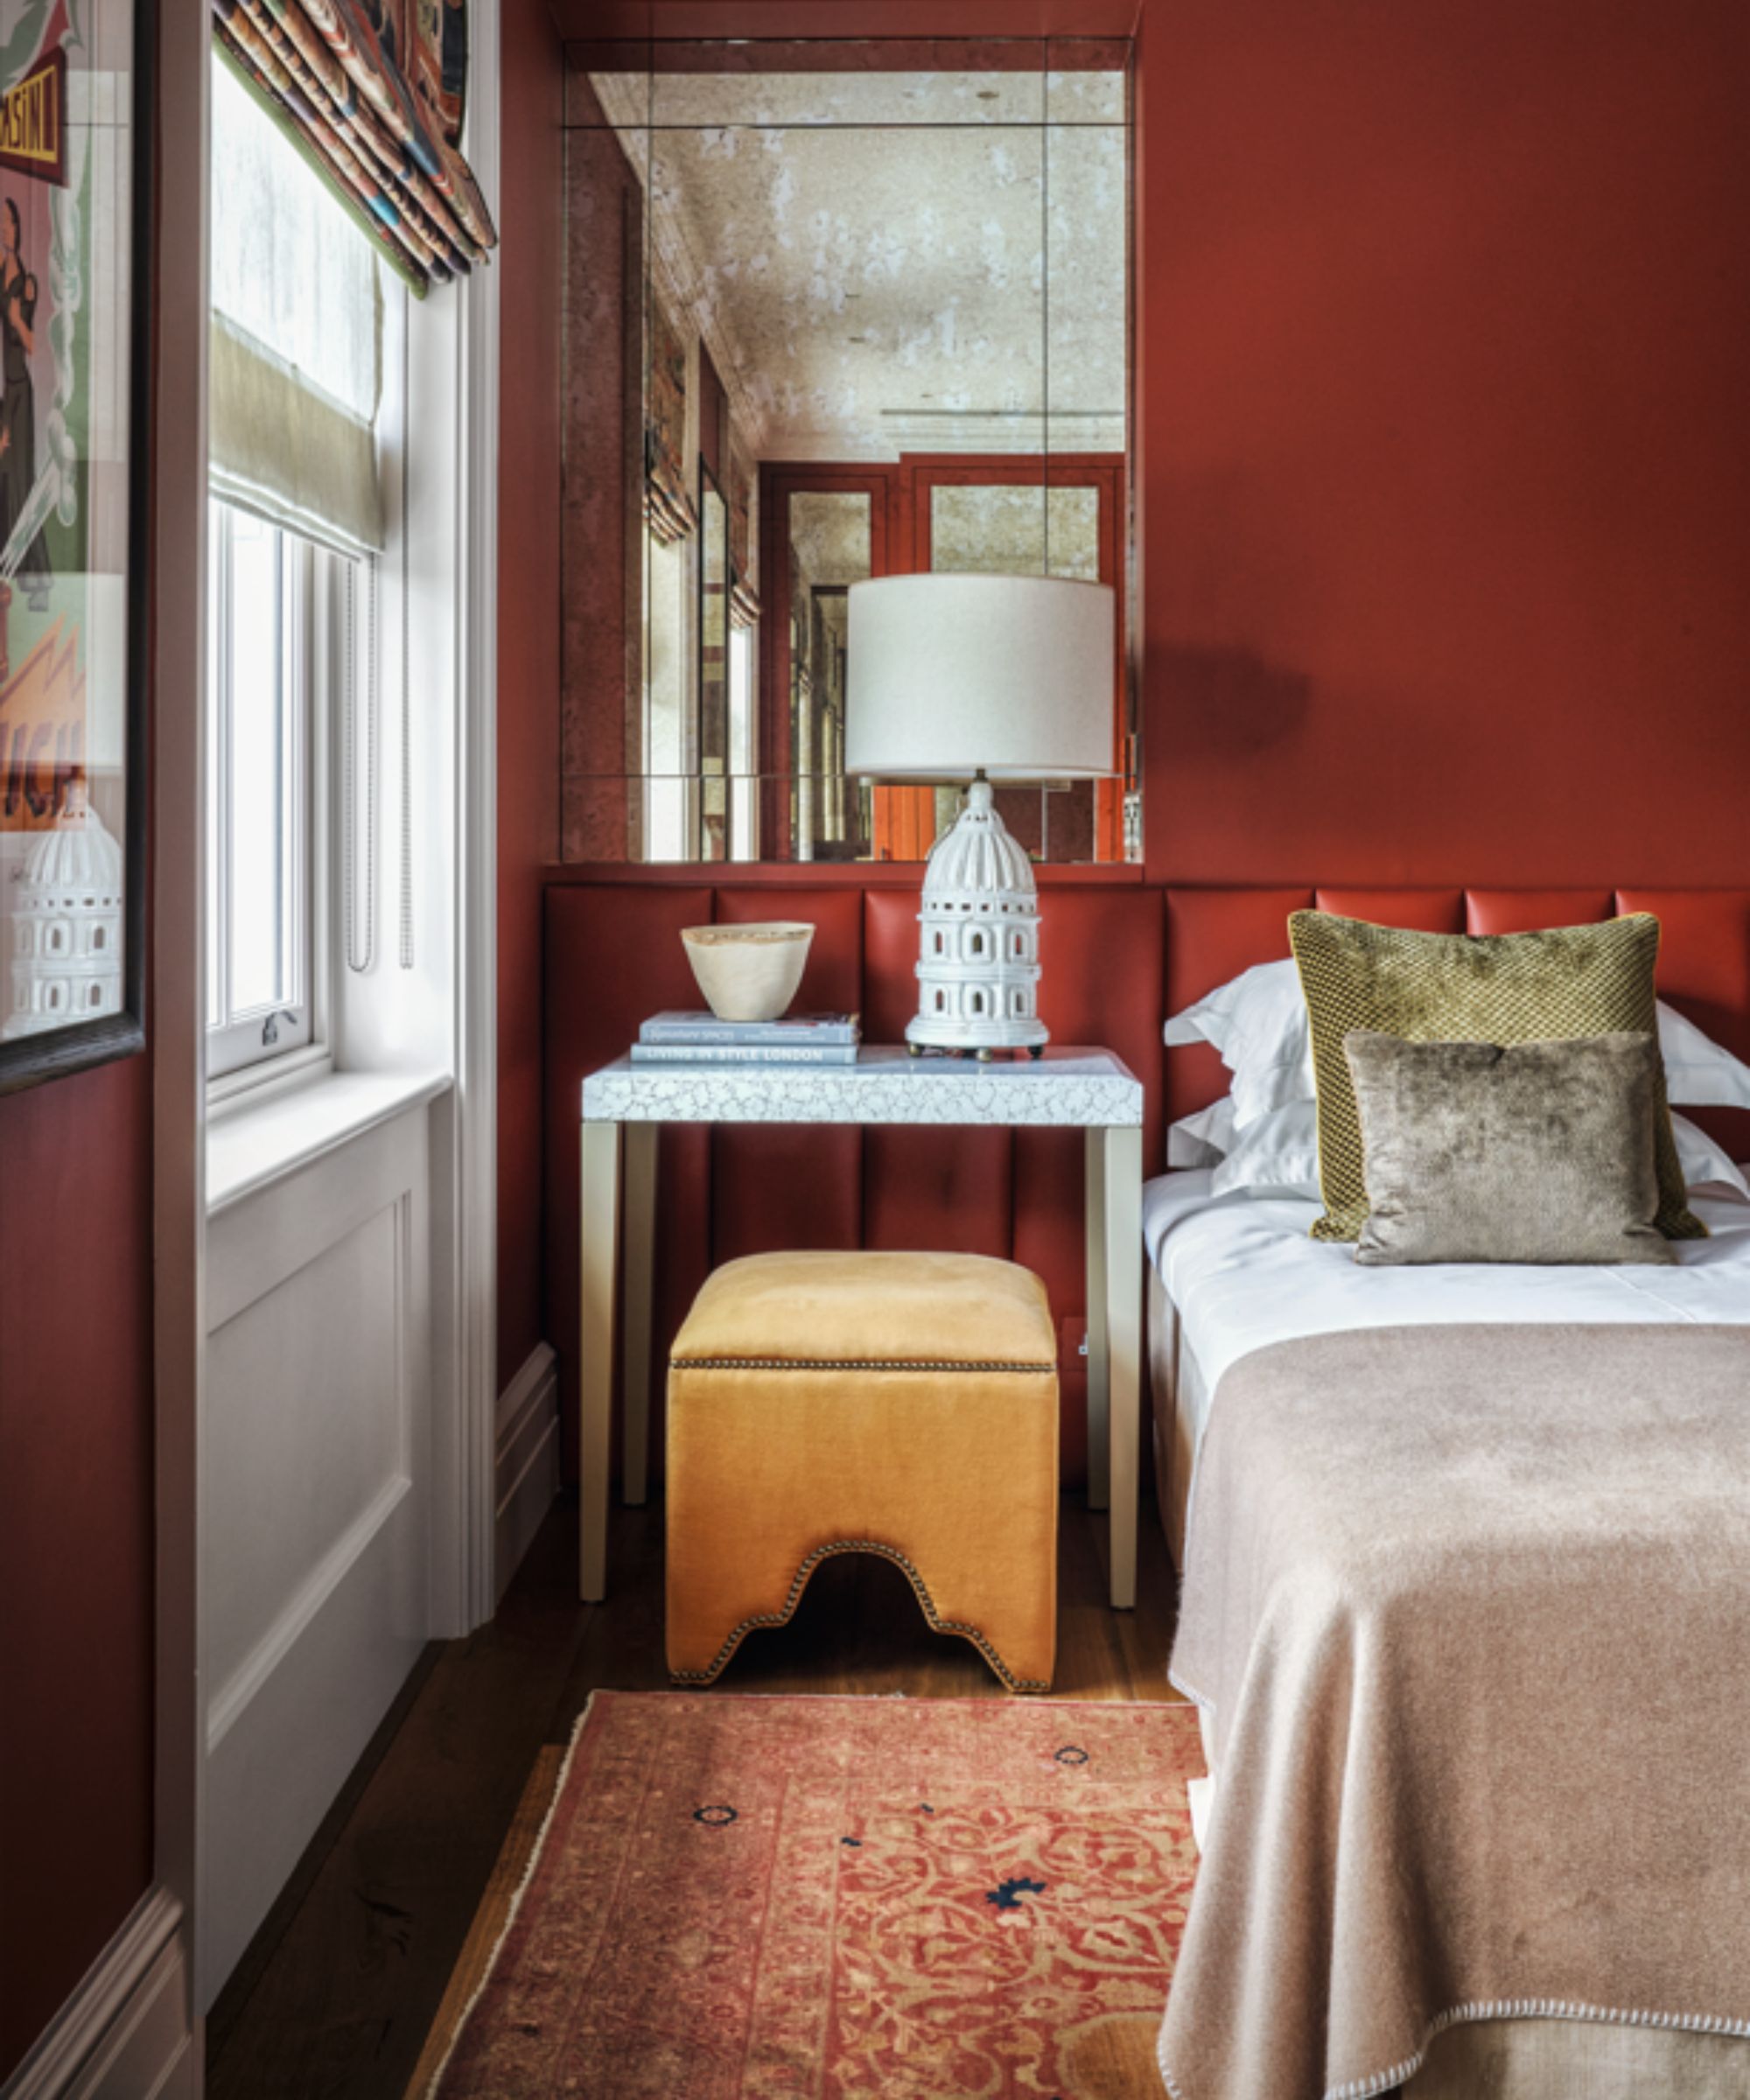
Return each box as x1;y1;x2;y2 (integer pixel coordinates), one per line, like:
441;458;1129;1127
845;574;1116;781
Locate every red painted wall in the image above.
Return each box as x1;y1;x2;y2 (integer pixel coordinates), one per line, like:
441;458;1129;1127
497;0;566;1391
1138;0;1750;889
0;1044;155;2074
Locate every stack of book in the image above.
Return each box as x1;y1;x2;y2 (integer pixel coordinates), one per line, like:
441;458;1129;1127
631;1012;863;1066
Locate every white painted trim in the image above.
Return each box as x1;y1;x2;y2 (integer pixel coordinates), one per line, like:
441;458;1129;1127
438;0;503;1636
496;1343;560;1599
150;0;211;2087
496;1337;557;1441
206;1474;415;1752
205;1068;451;1214
3;1886;191;2100
205;1040;332;1113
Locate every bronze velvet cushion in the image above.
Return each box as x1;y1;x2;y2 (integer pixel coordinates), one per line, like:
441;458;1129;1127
1342;1031;1676;1266
666;1251;1060;1693
1287;910;1705;1243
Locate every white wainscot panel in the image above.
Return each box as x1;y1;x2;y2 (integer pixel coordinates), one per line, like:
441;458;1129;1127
200;1106;431;2007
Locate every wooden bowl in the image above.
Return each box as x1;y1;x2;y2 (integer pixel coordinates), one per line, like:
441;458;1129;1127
681;921;814;1022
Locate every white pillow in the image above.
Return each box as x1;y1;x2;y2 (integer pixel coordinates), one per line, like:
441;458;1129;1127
1164;958;1311;1129
1209;1096;1320;1198
1166;1096;1236;1168
1673;1114;1750;1202
1166;955;1750;1119
1658;1002;1750;1110
1200;1096;1748;1206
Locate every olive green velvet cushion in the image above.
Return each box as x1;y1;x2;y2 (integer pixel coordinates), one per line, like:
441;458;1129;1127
1342;1031;1676;1265
1287;910;1706;1244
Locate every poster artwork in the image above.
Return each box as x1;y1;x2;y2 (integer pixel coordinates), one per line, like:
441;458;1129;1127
0;45;66;186
0;0;139;1079
0;0;102;837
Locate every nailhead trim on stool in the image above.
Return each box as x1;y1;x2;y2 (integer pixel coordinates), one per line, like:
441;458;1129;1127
672;1357;1057;1375
668;1536;1052;1693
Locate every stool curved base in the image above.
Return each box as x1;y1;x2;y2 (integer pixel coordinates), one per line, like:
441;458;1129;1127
668;1536;1054;1694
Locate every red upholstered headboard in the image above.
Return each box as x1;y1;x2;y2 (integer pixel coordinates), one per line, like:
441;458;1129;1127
1162;886;1750;1138
544;875;1750;1487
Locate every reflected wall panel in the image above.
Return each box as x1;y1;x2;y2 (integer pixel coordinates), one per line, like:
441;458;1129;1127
559;35;1134;866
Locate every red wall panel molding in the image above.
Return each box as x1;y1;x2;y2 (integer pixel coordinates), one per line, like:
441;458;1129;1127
544;883;714;1477
710;886;864;1266
1617;890;1750;1059
0;1062;154;2079
1315;889;1464;934
1466;891;1615;936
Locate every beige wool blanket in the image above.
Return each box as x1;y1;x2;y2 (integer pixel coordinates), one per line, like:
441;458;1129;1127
1159;1323;1750;2100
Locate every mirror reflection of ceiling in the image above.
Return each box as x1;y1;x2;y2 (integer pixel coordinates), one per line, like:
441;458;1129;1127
789;493;874;591
931;486;1101;579
591;66;1128;461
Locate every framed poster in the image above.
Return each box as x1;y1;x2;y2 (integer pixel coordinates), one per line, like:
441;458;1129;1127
0;0;150;1094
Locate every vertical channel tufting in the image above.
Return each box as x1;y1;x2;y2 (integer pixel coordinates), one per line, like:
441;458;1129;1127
710;886;864;1265
544;881;713;1481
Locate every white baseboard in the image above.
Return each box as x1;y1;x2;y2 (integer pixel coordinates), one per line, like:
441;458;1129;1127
4;1885;193;2100
496;1341;559;1600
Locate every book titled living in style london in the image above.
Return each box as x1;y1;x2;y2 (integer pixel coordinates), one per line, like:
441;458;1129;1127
632;1011;863;1065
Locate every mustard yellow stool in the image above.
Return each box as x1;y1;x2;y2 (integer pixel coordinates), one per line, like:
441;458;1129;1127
666;1250;1060;1691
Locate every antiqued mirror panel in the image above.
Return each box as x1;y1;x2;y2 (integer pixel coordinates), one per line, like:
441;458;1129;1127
559;38;1133;864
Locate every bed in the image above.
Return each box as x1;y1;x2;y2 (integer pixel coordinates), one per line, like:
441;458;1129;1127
1147;1171;1750;1565
1146;887;1750;2100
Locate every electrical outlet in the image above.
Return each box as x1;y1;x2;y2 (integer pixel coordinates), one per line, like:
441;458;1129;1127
1057;1313;1088;1376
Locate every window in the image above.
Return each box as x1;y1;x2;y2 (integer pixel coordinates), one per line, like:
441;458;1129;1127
206;501;316;1077
729;622;758;860
206;56;391;1088
643;527;692;862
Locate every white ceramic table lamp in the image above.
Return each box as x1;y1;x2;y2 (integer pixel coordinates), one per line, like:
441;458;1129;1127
845;573;1116;1056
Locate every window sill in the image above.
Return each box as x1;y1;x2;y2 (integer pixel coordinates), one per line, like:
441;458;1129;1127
207;1040;332;1110
206;1068;452;1217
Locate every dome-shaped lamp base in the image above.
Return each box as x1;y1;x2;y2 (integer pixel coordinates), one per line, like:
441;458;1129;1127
906;776;1049;1055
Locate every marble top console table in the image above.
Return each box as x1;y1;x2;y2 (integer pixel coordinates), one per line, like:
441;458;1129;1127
578;1046;1146;1614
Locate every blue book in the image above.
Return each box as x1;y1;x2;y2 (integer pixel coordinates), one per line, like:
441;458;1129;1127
638;1010;861;1047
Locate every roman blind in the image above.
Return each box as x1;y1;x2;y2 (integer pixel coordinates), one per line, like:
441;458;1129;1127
211;0;496;296
209;59;384;550
645;298;698;546
729;435;760;627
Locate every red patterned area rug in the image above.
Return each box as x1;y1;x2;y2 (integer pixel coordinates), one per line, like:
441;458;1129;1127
424;1691;1203;2100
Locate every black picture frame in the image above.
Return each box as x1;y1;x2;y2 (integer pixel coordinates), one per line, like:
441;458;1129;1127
0;0;154;1096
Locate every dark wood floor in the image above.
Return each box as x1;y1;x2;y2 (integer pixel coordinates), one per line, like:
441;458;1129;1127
206;1490;1185;2100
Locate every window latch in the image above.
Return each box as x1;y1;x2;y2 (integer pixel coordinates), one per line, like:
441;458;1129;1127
261;1009;299;1047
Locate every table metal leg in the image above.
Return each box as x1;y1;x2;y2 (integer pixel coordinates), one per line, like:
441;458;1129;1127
1102;1124;1142;1611
621;1123;659;1508
1084;1127;1110;1512
578;1119;622;1602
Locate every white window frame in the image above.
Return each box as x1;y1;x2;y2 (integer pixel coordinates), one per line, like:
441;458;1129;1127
206;500;343;1092
729;620;759;861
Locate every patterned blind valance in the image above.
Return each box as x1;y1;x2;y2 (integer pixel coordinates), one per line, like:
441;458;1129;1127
645;298;698;545
213;0;497;297
728;436;761;627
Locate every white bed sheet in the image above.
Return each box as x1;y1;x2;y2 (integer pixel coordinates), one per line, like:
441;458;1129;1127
1145;1170;1750;1453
